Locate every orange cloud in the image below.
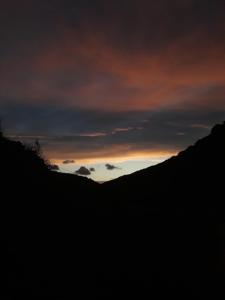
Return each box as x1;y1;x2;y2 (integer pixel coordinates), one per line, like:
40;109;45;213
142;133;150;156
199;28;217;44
1;18;225;112
49;144;175;164
77;132;107;137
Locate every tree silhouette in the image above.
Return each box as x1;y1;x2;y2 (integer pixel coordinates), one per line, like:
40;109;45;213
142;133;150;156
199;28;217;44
34;138;41;156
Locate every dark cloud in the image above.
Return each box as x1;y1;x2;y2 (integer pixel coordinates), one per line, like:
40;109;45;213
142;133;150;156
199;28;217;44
75;166;91;176
90;167;95;172
2;103;225;160
50;164;60;171
63;159;75;164
4;0;223;52
105;164;120;171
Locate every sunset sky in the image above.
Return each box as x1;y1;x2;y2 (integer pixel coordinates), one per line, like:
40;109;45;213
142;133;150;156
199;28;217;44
1;0;225;181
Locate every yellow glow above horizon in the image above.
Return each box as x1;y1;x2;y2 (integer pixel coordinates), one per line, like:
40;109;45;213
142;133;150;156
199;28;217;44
50;149;177;165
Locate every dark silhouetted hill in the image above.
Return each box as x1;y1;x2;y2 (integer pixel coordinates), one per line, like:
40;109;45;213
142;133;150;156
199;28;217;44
1;122;225;298
103;121;225;211
97;122;225;298
0;133;98;199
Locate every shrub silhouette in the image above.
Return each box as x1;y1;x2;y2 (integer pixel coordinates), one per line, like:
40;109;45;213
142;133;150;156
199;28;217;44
0;127;61;176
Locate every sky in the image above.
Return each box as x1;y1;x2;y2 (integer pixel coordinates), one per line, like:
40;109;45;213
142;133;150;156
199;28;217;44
1;0;225;181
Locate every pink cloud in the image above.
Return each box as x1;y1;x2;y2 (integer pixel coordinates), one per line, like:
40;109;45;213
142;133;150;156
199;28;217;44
1;21;225;111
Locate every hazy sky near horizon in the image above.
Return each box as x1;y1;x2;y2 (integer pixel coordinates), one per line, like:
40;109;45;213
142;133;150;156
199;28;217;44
1;0;225;180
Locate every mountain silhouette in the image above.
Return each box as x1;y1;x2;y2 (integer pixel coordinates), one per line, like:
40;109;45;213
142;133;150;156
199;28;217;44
102;121;225;211
1;122;225;298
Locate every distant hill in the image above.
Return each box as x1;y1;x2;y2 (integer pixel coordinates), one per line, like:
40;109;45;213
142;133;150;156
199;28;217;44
103;121;225;211
1;122;225;298
0;132;98;202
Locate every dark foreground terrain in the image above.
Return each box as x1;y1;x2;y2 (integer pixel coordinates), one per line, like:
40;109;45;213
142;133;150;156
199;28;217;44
1;122;225;298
